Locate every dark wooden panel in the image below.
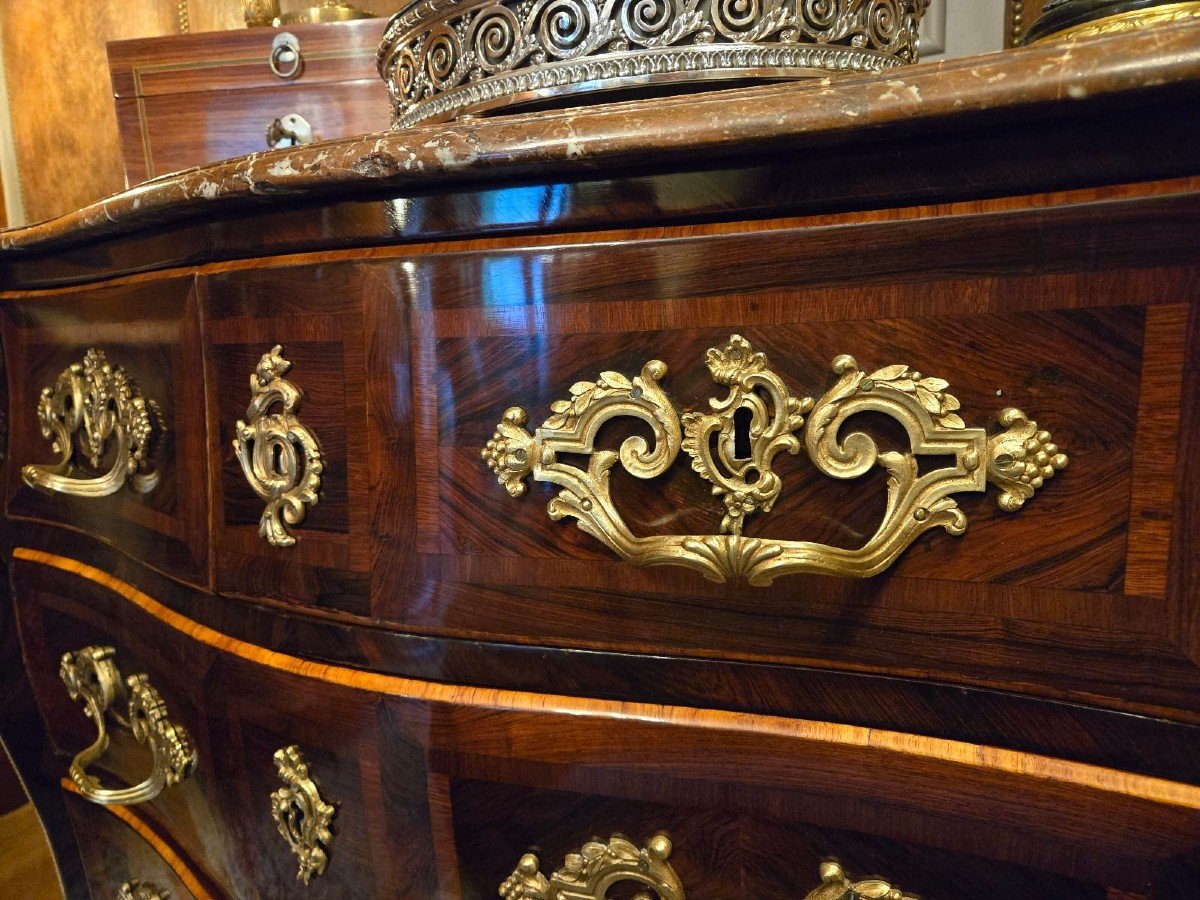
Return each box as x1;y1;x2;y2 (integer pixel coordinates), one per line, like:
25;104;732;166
13;529;1200;786
65;791;199;900
1;277;210;585
12;553;1200;898
357;220;1200;722
452;781;1113;899
204;263;371;613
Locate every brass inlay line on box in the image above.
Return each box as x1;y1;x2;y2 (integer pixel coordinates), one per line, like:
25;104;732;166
483;335;1068;585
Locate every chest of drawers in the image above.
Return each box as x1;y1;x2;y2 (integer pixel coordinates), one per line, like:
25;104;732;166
4;21;1200;900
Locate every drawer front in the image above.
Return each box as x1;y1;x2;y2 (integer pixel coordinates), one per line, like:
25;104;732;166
2;277;210;584
13;553;439;899
204;262;373;614
198;200;1200;723
118;81;392;182
65;789;201;900
13;550;1200;899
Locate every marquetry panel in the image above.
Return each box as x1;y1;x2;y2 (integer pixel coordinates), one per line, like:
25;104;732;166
65;790;200;900
12;551;1200;897
203;261;373;613
0;277;210;584
355;202;1200;723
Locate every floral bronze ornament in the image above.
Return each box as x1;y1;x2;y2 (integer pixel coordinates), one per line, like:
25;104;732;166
22;348;163;498
233;345;324;547
59;646;196;806
500;834;683;900
803;860;918;900
482;335;1068;585
271;745;336;885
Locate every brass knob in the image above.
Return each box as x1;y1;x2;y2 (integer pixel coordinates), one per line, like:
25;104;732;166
60;646;196;806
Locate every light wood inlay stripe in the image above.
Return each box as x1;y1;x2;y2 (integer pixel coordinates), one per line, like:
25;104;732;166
59;778;212;899
1125;304;1188;598
18;547;1200;813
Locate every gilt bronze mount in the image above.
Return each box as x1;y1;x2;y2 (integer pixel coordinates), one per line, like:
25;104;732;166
233;346;324;548
380;0;931;127
22;348;163;498
483;335;1067;585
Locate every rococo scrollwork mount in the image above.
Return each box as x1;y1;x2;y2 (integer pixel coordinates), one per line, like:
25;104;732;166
483;335;1067;585
233;345;324;548
22;348;163;498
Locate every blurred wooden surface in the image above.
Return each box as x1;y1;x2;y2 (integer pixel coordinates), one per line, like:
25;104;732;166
0;804;63;900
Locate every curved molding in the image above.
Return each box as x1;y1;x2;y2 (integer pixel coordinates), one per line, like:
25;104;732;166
16;548;1200;823
59;777;211;898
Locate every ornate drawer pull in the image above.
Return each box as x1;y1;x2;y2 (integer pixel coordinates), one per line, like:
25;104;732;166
804;861;917;900
500;834;683;900
22;348;163;498
119;880;170;900
483;335;1068;585
271;745;335;884
59;646;196;806
233;345;324;547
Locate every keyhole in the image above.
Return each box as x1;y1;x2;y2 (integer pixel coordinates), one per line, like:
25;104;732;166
272;442;284;472
733;407;753;460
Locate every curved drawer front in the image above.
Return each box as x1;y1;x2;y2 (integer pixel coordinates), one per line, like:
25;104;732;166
2;277;209;584
13;550;1200;898
63;787;202;900
200;191;1200;724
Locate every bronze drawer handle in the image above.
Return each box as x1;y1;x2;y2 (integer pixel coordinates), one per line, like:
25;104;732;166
59;646;196;806
500;834;683;900
233;345;324;547
804;861;918;899
270;745;336;884
22;348;163;498
119;880;170;900
484;334;1068;585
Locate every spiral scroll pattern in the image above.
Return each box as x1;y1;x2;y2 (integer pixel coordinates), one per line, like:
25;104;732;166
620;0;678;42
379;0;929;127
712;0;763;38
470;6;521;70
535;0;597;57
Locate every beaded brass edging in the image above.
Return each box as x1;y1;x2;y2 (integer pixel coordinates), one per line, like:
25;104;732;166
483;335;1067;585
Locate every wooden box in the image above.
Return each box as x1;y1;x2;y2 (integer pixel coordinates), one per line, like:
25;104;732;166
107;18;392;185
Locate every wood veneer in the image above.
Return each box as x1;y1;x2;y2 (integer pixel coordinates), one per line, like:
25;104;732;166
13;551;1200;895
